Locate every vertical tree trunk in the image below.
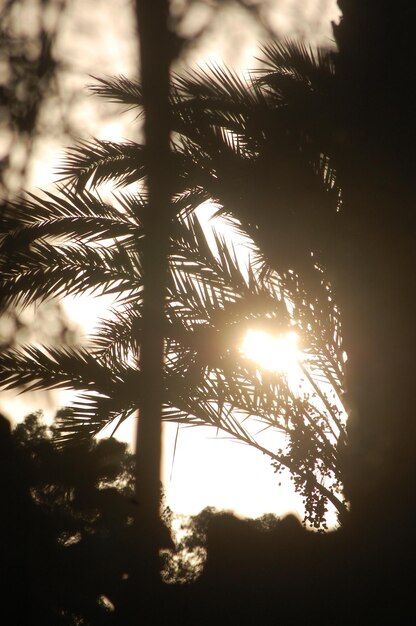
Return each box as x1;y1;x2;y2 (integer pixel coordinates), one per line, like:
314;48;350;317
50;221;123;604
133;0;172;590
332;4;416;585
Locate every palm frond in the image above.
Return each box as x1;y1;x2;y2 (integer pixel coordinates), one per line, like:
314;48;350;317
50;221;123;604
1;238;142;309
57;140;147;191
54;402;136;445
173;63;262;111
255;39;335;89
89;303;142;366
0;345;114;392
52;362;144;445
89;74;144;111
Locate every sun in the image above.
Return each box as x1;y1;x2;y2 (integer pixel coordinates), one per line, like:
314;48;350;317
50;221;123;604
240;329;302;374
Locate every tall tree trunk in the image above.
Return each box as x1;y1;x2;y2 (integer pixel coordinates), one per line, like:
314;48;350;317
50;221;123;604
331;1;416;585
133;0;172;590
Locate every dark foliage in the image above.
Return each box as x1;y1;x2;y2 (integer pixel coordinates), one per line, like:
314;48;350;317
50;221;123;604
0;412;173;625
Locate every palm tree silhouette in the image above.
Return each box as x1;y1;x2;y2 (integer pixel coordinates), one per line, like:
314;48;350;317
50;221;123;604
0;38;348;590
0;186;347;513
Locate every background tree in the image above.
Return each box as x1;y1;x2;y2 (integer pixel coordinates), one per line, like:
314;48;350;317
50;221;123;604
0;0;69;199
0;411;173;624
0;0;78;362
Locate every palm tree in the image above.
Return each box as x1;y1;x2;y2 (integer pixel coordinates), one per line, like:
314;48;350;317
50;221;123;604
0;187;347;518
83;38;347;524
0;37;348;573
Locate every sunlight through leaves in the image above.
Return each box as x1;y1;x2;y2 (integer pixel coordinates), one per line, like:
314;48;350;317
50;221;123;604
240;329;302;375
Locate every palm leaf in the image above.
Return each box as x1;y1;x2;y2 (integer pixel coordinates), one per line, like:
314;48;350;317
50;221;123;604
57;140;147;191
0;345;114;392
89;74;144;111
255;39;335;89
1;238;143;309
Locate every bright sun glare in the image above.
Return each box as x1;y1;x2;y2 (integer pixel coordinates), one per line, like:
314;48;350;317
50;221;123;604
241;329;302;374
